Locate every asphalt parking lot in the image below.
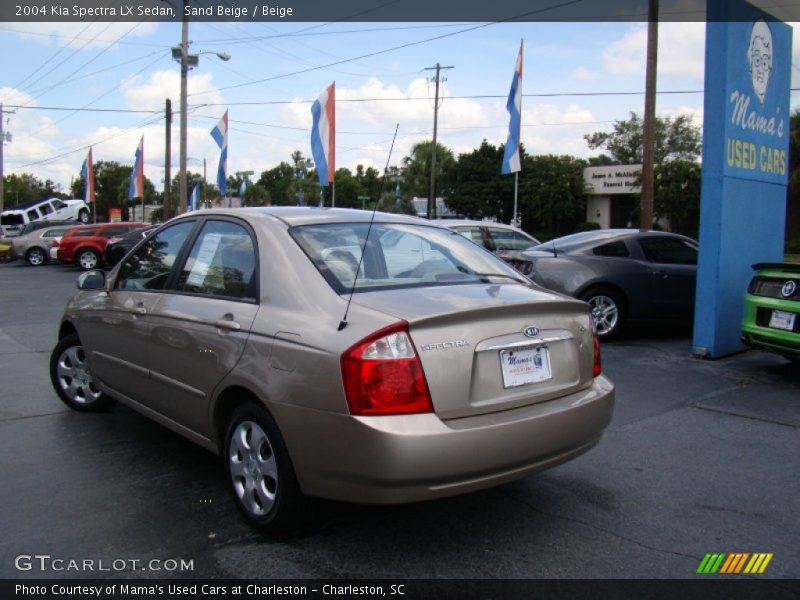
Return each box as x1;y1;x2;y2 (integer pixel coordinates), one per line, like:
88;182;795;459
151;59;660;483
0;260;798;580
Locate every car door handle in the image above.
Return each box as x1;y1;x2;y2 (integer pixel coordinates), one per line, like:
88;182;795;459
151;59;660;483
652;270;669;279
131;302;147;315
215;317;241;331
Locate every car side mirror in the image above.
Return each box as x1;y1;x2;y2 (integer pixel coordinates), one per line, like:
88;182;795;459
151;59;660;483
77;270;106;290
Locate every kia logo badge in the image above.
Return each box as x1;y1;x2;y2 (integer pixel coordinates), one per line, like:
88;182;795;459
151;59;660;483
523;326;540;338
782;280;797;298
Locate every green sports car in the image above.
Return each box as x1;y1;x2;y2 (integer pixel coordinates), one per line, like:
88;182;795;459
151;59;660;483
741;263;800;361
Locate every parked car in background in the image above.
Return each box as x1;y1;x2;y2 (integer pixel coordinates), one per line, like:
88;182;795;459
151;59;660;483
55;222;149;270
439;220;541;254
10;224;73;266
105;225;158;267
50;207;614;532
741;262;800;362
516;229;698;338
0;197;91;237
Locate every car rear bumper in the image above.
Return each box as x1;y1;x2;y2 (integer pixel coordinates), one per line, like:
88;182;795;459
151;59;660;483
741;294;800;357
270;375;614;504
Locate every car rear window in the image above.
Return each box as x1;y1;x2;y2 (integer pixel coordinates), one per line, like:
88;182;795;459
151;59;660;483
291;222;526;293
1;214;24;226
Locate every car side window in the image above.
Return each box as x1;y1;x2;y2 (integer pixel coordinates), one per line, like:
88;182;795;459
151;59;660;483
116;221;196;291
27;209;39;221
452;226;485;246
176;220;257;301
637;237;698;265
100;226;129;238
40;203;54;215
73;228;98;237
593;241;630;257
488;227;535;251
51;200;67;210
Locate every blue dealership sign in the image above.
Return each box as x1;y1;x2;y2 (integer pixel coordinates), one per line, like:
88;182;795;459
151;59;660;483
693;0;792;358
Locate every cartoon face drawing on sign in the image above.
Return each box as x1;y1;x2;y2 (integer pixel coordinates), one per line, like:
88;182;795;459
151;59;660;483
748;18;773;104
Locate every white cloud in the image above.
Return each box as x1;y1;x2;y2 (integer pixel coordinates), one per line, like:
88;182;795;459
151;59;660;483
122;69;224;112
570;66;600;81
602;22;706;82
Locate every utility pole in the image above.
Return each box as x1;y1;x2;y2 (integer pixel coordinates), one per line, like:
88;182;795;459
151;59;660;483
640;0;658;231
179;0;189;214
0;104;14;213
423;63;453;220
163;98;172;221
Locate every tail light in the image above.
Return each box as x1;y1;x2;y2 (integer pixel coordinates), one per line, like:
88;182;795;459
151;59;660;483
341;322;433;416
592;330;602;377
51;239;59;248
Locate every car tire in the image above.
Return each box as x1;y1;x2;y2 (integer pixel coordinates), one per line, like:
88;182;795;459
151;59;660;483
78;209;90;224
77;248;101;270
580;287;626;339
50;333;113;412
224;402;312;533
26;247;47;266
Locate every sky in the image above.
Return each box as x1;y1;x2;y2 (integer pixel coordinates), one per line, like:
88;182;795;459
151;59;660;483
0;16;799;195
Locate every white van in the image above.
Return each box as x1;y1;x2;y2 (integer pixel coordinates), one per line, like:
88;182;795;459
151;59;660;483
0;197;91;237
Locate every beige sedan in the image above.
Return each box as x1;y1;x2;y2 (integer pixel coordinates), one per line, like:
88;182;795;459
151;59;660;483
50;208;614;532
11;224;73;266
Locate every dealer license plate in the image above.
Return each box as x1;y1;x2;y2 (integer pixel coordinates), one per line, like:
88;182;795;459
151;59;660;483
769;310;796;331
500;346;552;388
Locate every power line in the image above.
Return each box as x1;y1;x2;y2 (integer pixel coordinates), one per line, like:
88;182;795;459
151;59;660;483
188;0;584;97
0;25;172;48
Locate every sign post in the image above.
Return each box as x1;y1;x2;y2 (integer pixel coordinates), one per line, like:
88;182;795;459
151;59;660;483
692;0;793;359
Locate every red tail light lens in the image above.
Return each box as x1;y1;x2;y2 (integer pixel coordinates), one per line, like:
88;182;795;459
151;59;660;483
592;331;602;377
51;239;59;248
341;322;433;416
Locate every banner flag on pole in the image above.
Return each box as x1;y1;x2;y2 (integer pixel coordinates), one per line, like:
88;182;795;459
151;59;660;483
239;179;247;197
81;147;95;204
210;110;228;196
501;40;523;174
190;183;200;211
128;136;144;199
310;82;335;186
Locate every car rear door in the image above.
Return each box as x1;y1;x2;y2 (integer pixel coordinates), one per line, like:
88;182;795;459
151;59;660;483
144;218;260;437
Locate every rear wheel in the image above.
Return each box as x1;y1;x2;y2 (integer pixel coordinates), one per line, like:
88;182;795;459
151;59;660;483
50;333;113;411
224;402;311;532
581;287;626;339
26;247;46;266
77;248;100;270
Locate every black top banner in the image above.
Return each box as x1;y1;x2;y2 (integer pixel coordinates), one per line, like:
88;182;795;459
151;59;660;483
2;0;799;23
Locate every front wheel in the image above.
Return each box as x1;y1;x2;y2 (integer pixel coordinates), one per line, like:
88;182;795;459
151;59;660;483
78;209;90;224
77;248;100;270
50;333;113;411
581;287;626;339
26;247;46;266
224;402;311;533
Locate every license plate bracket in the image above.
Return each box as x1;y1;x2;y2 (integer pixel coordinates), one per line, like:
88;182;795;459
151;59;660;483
499;345;552;388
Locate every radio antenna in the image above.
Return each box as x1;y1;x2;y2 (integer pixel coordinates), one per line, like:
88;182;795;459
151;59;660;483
338;123;400;331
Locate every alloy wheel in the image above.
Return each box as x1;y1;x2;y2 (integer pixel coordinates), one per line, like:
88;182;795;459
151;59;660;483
55;345;103;405
588;294;619;336
78;251;98;270
27;248;45;266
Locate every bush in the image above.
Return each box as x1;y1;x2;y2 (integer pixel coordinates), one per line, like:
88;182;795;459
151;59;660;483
573;221;602;233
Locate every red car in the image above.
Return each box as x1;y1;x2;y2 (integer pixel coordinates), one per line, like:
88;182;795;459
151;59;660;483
55;222;149;270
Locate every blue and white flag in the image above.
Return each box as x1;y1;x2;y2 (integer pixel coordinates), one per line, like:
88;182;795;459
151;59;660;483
128;136;144;199
501;40;523;175
210;110;228;196
239;179;247;197
190;183;200;211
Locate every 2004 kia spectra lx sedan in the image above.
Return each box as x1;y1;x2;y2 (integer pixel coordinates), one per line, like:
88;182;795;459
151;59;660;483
50;208;614;532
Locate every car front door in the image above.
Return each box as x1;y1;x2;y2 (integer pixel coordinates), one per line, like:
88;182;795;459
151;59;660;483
636;236;698;317
79;220;198;404
145;218;260;437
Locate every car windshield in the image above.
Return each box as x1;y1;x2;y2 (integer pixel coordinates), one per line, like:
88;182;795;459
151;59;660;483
291;222;528;293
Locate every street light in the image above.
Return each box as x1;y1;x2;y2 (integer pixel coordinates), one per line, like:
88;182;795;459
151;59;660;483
173;6;230;215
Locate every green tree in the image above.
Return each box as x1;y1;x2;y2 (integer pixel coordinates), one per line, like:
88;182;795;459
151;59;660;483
401;140;456;202
520;154;588;238
653;160;702;238
258;162;294;205
450;140;515;220
584;112;702;165
4;173;61;207
242;183;269;206
330;167;366;209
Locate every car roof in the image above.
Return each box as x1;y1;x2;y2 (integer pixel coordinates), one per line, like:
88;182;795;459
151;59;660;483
172;207;440;229
437;219;520;230
1;197;61;212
